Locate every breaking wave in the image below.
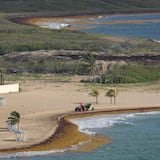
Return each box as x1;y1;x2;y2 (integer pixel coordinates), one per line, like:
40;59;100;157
1;111;160;159
71;111;160;135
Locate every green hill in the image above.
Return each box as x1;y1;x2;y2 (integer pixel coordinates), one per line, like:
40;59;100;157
0;0;160;13
0;0;160;83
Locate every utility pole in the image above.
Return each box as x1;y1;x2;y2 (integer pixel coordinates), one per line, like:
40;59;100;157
0;73;4;85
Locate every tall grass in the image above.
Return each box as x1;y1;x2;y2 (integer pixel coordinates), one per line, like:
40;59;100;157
106;63;160;83
1;55;160;83
0;13;160;56
0;0;160;13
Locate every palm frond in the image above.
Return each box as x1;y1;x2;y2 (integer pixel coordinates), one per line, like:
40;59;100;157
11;111;20;119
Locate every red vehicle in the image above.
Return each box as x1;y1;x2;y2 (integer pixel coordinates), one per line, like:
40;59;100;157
75;103;94;112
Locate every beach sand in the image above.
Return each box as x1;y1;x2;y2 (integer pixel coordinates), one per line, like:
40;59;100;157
0;81;160;153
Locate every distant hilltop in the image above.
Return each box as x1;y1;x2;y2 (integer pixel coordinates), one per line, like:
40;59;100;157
0;0;160;14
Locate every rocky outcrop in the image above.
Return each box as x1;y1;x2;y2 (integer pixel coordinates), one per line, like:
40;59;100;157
3;50;160;64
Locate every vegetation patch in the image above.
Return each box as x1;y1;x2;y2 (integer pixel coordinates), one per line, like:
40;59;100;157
101;63;160;83
0;0;160;84
0;0;160;13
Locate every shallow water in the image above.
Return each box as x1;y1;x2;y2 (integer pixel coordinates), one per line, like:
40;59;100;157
80;13;160;40
1;111;160;160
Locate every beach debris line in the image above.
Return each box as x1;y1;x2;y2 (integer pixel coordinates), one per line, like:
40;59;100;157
75;103;94;112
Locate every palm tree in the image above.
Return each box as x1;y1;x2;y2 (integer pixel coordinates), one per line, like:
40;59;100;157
89;88;99;104
105;89;118;104
7;111;20;131
83;53;96;82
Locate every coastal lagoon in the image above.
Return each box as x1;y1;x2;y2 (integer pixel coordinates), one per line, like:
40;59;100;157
34;13;160;40
1;111;160;160
80;13;160;40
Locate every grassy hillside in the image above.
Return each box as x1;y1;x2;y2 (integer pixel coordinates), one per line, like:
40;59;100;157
1;14;160;56
0;0;160;83
0;0;160;13
0;0;160;55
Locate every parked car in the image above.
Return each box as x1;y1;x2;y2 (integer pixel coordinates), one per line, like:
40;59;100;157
75;103;94;112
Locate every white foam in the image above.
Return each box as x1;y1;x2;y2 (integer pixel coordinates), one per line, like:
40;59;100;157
135;111;160;116
71;111;160;135
0;138;95;159
0;150;62;159
0;146;78;159
2;111;159;159
124;111;160;118
71;115;127;135
39;22;70;29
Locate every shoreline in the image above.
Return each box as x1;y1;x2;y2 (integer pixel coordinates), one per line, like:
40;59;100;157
0;9;160;156
9;12;160;30
0;106;160;155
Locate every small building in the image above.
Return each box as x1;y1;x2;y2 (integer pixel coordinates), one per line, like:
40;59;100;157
0;83;19;94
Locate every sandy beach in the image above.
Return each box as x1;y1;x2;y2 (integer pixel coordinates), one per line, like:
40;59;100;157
0;80;160;153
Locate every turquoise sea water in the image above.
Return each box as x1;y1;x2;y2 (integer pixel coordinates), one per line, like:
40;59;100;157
1;111;160;160
80;13;160;40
